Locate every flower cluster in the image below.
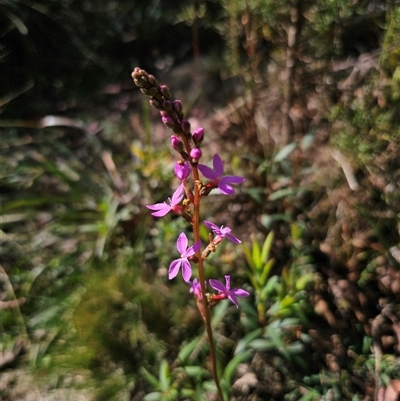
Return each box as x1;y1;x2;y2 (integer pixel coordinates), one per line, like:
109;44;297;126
132;67;249;309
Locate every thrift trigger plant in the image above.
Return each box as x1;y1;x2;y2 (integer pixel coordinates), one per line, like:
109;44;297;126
132;67;249;400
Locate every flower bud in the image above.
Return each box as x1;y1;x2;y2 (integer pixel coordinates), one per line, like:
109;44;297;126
131;69;141;81
180;120;191;134
149;87;160;98
149;98;162;110
192;127;204;144
162;100;173;112
160;85;171;100
190;148;202;161
140;87;150;96
162;115;176;129
170;135;183;151
173;100;183;115
148;74;158;86
174;161;191;181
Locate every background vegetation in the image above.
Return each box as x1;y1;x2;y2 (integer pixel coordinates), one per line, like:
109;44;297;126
1;0;399;400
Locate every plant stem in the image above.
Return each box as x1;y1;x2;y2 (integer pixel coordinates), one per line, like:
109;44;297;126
191;165;225;401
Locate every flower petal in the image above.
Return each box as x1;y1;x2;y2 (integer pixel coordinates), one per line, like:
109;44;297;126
224;275;231;291
212;154;224;176
223;175;245;184
181;260;193;282
209;279;227;293
198;164;217;180
226;232;241;244
169;259;182;280
186;240;201;257
171;183;185;205
228;294;239;308
218;180;235;195
231;289;250;297
176;232;188;254
148;204;171;217
146;202;166;210
204;220;219;231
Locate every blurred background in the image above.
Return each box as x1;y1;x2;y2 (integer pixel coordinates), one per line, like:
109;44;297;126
1;0;399;400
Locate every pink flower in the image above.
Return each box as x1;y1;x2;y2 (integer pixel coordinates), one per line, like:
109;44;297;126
174;161;190;181
204;220;241;244
146;184;184;217
169;232;201;282
189;278;204;299
209;275;249;308
198;154;245;195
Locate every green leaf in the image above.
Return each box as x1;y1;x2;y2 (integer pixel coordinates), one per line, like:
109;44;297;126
178;337;201;364
140;367;160;390
222;350;253;385
248;339;274;351
143;392;162;401
300;129;315;150
260;258;275;287
280;295;296;309
260;231;274;265
159;359;170;391
242;244;256;272
268;187;298;201
184;366;208;377
290;223;302;242
261;275;279;299
234;328;263;355
273;142;297;162
297;389;320;401
252;239;262;269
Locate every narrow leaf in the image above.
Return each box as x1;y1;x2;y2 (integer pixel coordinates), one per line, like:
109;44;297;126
273;142;297;162
252;239;261;270
260;259;275;287
260;231;274;265
235;328;263;355
222;350;253;385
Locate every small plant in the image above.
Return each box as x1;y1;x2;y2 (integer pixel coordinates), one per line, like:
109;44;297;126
132;68;250;400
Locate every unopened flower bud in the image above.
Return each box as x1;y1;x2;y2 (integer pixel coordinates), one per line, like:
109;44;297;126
140;88;150;96
180;120;191;134
148;74;158;86
132;68;147;82
131;69;141;81
162;100;173;112
173;100;183;115
160;85;171;100
192;127;204;144
162;115;176;129
190;148;202;161
171;135;183;151
149;87;160;98
149;98;162;110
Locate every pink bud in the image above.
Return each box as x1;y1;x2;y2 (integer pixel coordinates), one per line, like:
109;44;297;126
173;100;183;114
170;135;182;151
180;120;191;134
192;127;204;143
162;115;176;129
160;85;171;99
190;148;202;161
162;100;172;112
